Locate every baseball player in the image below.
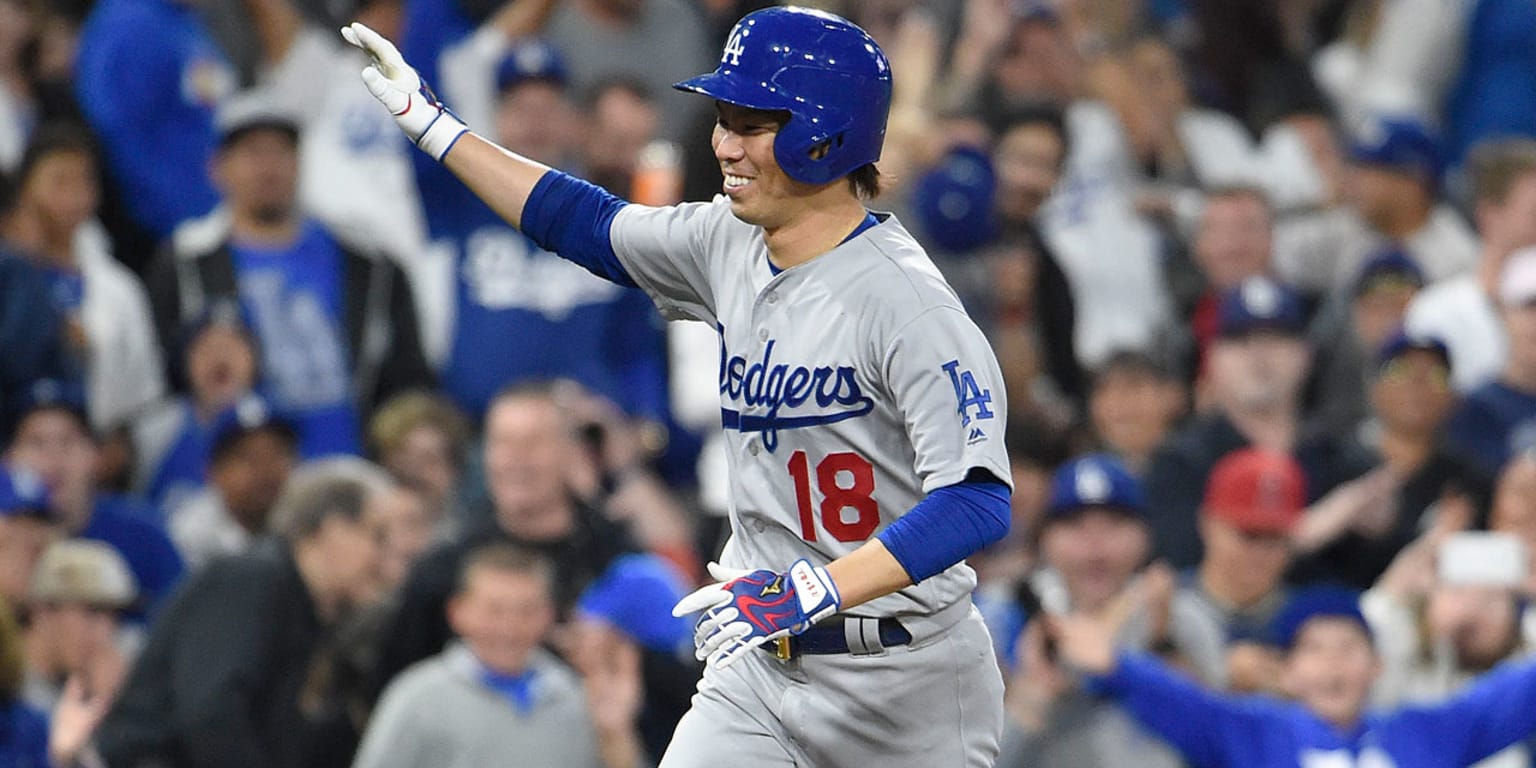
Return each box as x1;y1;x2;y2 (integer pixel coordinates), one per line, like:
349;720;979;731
344;7;1013;766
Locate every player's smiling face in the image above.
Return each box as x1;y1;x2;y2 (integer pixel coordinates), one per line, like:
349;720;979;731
712;102;808;228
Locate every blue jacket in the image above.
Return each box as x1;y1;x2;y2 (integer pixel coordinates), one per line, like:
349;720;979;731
1094;651;1536;767
75;0;226;236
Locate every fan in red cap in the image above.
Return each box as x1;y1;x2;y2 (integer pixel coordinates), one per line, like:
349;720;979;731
1202;449;1308;535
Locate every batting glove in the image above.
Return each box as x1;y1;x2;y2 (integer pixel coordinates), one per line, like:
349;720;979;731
341;22;467;162
671;559;841;668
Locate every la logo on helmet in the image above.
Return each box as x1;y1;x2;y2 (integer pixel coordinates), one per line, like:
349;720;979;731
722;28;747;66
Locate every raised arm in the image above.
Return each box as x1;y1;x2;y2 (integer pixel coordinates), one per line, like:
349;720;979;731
344;22;641;290
342;23;549;228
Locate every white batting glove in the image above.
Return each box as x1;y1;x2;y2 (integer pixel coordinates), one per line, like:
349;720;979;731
671;559;840;669
341;22;468;161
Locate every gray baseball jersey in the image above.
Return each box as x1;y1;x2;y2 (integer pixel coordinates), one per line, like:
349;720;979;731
612;197;1012;617
612;198;1009;766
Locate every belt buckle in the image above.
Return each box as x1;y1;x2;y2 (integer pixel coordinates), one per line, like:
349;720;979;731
774;637;792;660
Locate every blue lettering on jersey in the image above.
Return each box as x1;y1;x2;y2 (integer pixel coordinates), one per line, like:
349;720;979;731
718;334;874;452
943;360;995;427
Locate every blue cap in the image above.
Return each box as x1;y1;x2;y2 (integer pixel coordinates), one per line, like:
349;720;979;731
208;395;296;462
1377;328;1451;370
913;146;998;253
1216;277;1306;338
1269;585;1372;650
576;553;694;654
1045;454;1144;520
1348;116;1442;184
15;378;90;435
0;463;51;518
495;39;567;94
1352;248;1425;297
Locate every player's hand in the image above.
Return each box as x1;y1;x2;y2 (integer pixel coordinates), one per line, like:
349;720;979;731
671;559;841;668
341;22;467;161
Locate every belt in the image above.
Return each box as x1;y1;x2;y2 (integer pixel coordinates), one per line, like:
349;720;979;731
763;616;913;660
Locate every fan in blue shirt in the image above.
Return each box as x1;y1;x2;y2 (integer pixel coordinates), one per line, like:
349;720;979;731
1048;585;1536;768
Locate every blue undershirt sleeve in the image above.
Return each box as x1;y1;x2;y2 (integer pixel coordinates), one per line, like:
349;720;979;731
520;170;637;288
877;479;1010;583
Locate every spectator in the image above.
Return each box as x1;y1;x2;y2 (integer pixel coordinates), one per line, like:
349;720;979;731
1144;277;1374;569
0;244;69;442
4;383;184;612
354;544;646;768
1299;333;1490;588
994;455;1201;768
0;463;56;605
1406;138;1536;391
580;78;662;199
367;390;471;538
74;0;232;240
981;106;1084;409
1308;249;1427;440
20;539;135;713
1176;449;1304;692
374;383;691;755
4;124;167;431
168;395;298;571
245;0;430;271
541;0;712;142
417;33;669;423
1365;521;1531;728
93;458;397;768
1087;350;1186;476
1280;117;1476;298
1446;248;1536;474
959;6;1172;369
131;301;260;511
1174;185;1277;382
144;101;434;459
1051;584;1536;768
0;600;48;768
376;383;638;677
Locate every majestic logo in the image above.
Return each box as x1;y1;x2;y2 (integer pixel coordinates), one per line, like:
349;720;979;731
943;360;995;427
719;335;875;453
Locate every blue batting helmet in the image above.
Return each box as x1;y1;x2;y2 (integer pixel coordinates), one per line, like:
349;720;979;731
674;6;892;186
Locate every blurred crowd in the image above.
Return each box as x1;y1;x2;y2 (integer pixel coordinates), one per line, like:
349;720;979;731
2;0;1536;765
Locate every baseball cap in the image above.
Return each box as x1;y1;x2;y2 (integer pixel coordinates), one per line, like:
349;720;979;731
1269;585;1372;650
209;395;297;464
576;553;693;654
912;145;998;253
1498;245;1536;307
1376;329;1451;371
1202;448;1306;534
1351;248;1425;298
13;378;91;439
1045;454;1144;521
1348;116;1442;184
178;298;255;358
1216;276;1306;338
495;39;567;94
28;539;138;609
216;93;300;149
0;463;51;519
